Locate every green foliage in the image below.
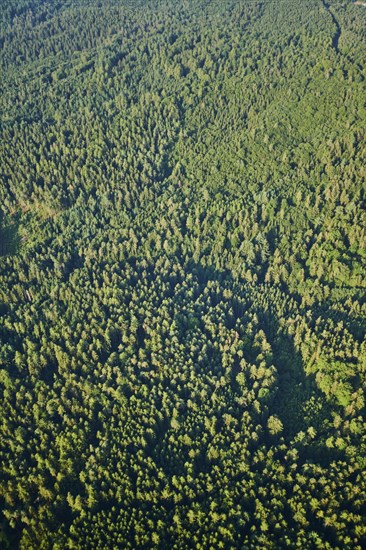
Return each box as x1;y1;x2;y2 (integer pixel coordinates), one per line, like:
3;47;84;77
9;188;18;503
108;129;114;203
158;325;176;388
0;0;366;548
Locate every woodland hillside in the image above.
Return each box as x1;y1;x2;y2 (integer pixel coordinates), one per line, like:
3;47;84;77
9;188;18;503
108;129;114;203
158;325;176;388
0;1;366;548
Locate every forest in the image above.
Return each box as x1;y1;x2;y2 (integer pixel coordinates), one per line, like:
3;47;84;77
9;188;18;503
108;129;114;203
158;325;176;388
0;0;366;548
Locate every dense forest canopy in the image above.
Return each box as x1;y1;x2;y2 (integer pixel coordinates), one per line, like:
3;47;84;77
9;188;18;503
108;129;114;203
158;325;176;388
0;0;366;548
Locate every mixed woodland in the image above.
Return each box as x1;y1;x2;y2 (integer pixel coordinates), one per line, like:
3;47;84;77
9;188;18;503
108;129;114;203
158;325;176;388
0;0;366;548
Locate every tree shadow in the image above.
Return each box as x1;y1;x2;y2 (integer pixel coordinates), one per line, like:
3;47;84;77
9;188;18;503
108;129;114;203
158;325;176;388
0;213;20;257
258;309;346;466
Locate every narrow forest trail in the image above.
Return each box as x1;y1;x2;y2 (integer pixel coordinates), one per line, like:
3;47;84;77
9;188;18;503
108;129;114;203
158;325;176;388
322;0;341;53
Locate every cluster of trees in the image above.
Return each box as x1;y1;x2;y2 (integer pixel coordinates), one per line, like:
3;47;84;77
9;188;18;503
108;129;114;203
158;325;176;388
0;0;365;548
